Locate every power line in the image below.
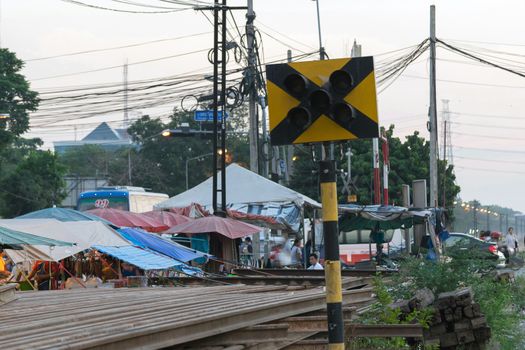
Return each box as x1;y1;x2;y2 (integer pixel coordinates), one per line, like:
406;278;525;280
403;74;525;89
31;48;209;81
25;31;213;62
455;166;525;176
60;0;190;13
451;121;525;131
454;155;525;165
444;38;525;48
450;112;525;120
452;131;525;141
437;39;525;79
454;145;525;154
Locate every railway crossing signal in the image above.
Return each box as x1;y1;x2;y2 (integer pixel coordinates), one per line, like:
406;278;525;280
266;57;379;145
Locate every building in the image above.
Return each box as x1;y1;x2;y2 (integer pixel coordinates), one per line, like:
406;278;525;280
53;122;131;154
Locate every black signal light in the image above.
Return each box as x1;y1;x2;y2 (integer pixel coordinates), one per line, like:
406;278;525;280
309;89;331;113
287;107;311;130
284;73;308;97
332;103;355;127
329;70;353;94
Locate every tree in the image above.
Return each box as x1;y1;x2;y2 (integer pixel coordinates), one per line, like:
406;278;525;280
0;49;68;217
0;151;67;217
0;48;39;150
288;125;461;214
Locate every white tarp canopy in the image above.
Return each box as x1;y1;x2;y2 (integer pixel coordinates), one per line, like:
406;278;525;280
0;219;129;263
155;163;321;210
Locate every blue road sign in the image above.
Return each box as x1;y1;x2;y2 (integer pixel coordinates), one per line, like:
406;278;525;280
194;110;229;122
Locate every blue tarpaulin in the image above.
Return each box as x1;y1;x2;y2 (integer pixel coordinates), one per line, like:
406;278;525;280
93;245;182;270
17;208;114;226
118;228;210;263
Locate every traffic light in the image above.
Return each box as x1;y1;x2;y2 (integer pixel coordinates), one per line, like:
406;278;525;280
266;57;379;146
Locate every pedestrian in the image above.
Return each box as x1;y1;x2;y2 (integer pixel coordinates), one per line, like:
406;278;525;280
307;253;323;270
505;227;517;257
290;239;303;268
240;237;254;266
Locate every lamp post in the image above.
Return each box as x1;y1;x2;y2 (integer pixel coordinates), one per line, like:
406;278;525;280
186;153;212;190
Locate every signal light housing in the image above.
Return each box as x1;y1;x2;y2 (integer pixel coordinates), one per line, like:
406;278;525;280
309;89;331;113
332;103;355;127
287;107;310;130
284;73;308;97
266;57;379;145
329;70;353;94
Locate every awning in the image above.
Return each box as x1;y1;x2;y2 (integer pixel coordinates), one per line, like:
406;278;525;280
0;219;130;263
93;245;182;270
339;205;431;231
165;216;263;239
0;225;74;248
87;208;169;232
17;207;113;225
118;228;210;263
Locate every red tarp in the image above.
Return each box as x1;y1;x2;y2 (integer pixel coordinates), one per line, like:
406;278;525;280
169;203;209;218
142;211;193;228
164;215;263;239
87;208;168;233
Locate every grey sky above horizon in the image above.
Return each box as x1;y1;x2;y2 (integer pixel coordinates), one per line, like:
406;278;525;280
1;0;524;213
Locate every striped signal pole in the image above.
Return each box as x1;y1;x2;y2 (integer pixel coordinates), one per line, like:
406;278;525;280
319;159;344;349
381;132;390;206
373;138;381;204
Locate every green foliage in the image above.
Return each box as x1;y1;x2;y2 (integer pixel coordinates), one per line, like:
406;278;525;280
288;126;461;211
388;258;525;350
350;275;433;349
0;49;66;217
0;48;39;149
0;150;67;217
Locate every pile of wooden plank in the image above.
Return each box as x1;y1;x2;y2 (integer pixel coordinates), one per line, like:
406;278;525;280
0;277;379;350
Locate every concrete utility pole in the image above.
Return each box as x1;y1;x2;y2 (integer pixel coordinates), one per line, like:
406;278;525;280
402;185;411;253
429;5;439;208
246;0;259;174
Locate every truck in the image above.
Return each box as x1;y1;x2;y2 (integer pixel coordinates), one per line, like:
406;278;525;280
77;186;169;213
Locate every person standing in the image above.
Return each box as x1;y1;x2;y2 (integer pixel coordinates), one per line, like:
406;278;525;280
505;227;518;257
307;253;323;270
290;239;303;268
240;237;254;266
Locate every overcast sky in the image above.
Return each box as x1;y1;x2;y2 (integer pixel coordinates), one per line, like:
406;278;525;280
1;0;524;213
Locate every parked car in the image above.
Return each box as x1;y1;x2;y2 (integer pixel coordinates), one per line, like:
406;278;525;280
442;233;505;268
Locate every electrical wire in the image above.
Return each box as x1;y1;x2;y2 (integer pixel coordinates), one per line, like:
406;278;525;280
25;31;213;62
60;0;189;13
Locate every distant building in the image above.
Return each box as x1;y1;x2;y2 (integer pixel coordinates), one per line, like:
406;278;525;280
53;122;131;154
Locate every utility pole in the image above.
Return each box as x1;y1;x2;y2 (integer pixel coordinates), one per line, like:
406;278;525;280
429;5;439;208
402;185;411;253
285;49;294;183
246;0;258;174
313;0;326;60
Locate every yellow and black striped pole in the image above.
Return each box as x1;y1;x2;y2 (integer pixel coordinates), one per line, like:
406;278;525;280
320;159;344;349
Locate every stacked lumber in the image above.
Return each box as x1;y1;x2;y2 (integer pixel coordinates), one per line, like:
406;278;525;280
0;277;376;350
392;287;491;350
